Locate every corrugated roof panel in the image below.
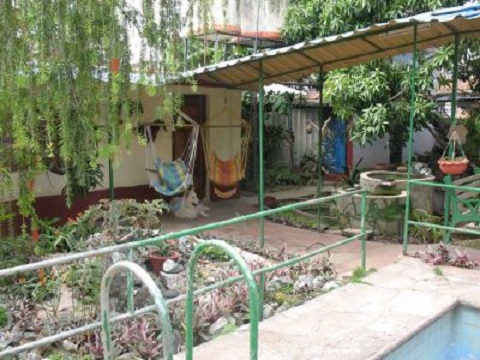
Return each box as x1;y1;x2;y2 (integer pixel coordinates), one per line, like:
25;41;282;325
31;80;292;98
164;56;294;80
183;3;480;90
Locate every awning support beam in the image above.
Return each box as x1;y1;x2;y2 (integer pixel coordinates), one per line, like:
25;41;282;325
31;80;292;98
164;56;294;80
403;24;418;254
316;67;325;231
258;59;265;322
258;60;265;248
443;33;461;244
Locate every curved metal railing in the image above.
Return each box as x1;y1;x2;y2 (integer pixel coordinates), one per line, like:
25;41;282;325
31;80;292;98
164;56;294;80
185;240;260;360
100;261;174;360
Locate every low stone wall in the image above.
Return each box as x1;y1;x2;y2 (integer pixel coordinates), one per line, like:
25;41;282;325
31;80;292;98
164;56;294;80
336;189;407;238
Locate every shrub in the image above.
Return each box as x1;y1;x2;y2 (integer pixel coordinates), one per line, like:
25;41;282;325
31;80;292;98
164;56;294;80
266;166;301;187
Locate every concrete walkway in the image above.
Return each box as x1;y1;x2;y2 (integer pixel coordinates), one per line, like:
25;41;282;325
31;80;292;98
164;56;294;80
174;257;480;360
162;191;418;274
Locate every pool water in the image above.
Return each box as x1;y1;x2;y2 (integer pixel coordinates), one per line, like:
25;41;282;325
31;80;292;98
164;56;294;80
386;306;480;359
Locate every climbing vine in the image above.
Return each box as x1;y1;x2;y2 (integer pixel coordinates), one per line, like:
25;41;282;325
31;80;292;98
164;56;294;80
0;0;211;217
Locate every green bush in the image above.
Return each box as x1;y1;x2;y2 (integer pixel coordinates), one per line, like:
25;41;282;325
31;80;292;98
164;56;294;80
0;305;8;327
266;166;301;187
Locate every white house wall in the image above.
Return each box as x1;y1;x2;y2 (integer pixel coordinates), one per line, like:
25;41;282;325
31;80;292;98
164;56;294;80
2;86;243;201
270;108;436;169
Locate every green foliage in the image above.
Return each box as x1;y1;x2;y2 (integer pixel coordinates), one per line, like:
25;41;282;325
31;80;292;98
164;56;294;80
202;245;229;262
266;166;301;188
242;88;302;121
64;260;104;305
9;268;61;302
264;91;298;117
0;305;8;328
61;164;105;205
433;267;444;276
283;0;462;44
0;233;35;271
341;157;363;188
264;124;294;165
81;198;168;233
299;149;319;185
349;267;376;284
0;0;210;215
410;209;443;244
270;210;320;230
463;111;480;164
46;353;92;360
282;0;474;159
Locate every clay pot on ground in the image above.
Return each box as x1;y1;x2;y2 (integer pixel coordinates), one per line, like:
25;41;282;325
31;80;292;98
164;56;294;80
148;250;180;274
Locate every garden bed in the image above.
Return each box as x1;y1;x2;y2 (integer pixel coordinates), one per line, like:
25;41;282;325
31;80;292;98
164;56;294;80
266;195;340;231
0;200;343;359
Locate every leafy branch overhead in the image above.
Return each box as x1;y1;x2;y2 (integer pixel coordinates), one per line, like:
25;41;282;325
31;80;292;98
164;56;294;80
282;0;480;162
0;0;211;215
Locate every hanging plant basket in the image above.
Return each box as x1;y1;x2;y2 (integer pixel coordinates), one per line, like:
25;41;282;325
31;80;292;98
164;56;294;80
438;157;469;175
438;130;469;175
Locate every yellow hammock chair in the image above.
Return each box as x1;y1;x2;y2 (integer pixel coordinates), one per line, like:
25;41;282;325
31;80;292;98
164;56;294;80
202;119;251;199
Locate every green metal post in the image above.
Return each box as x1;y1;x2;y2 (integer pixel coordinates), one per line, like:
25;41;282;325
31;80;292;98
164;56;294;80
402;24;418;254
449;34;460;145
258;272;264;321
317;68;324;230
360;189;367;271
258;60;266;321
101;261;174;360
108;154;115;200
258;60;265;248
443;33;460;244
126;249;134;313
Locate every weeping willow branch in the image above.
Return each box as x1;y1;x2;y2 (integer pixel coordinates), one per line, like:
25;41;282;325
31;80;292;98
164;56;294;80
0;0;212;217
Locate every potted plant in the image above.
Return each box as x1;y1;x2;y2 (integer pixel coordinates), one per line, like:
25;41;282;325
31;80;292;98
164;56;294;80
148;243;179;274
438;131;469;175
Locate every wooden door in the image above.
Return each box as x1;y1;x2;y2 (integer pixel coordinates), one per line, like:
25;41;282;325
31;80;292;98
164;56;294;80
173;95;207;199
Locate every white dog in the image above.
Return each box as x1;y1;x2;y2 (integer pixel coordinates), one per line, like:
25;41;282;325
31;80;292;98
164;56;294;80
170;190;209;219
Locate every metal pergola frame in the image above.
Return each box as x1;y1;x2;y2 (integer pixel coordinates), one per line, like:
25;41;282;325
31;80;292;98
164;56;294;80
100;4;480;253
177;3;480;251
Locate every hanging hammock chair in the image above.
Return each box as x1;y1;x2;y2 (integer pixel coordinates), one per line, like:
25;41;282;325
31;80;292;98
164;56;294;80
202;119;251;199
145;112;200;197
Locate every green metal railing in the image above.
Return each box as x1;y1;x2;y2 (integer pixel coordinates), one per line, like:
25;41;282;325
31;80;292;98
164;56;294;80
186;241;260;360
402;30;480;252
0;189;368;359
100;261;174;360
403;179;480;253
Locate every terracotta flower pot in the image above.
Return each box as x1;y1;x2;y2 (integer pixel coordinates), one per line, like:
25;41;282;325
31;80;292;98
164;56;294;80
148;250;180;274
438;157;469;175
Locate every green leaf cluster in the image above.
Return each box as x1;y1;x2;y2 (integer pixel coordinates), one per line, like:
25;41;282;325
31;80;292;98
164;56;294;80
0;0;211;217
282;0;479;159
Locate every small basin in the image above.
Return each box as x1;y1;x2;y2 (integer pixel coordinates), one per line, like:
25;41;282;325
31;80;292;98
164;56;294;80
360;171;435;213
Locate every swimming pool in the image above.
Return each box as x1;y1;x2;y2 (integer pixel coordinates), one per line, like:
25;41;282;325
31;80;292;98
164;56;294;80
386;305;480;359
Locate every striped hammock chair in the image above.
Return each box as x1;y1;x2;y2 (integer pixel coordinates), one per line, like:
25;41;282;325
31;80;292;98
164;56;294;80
202;119;251;199
145;115;199;197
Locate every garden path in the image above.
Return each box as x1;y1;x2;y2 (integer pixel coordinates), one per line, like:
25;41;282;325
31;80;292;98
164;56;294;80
161;188;422;275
